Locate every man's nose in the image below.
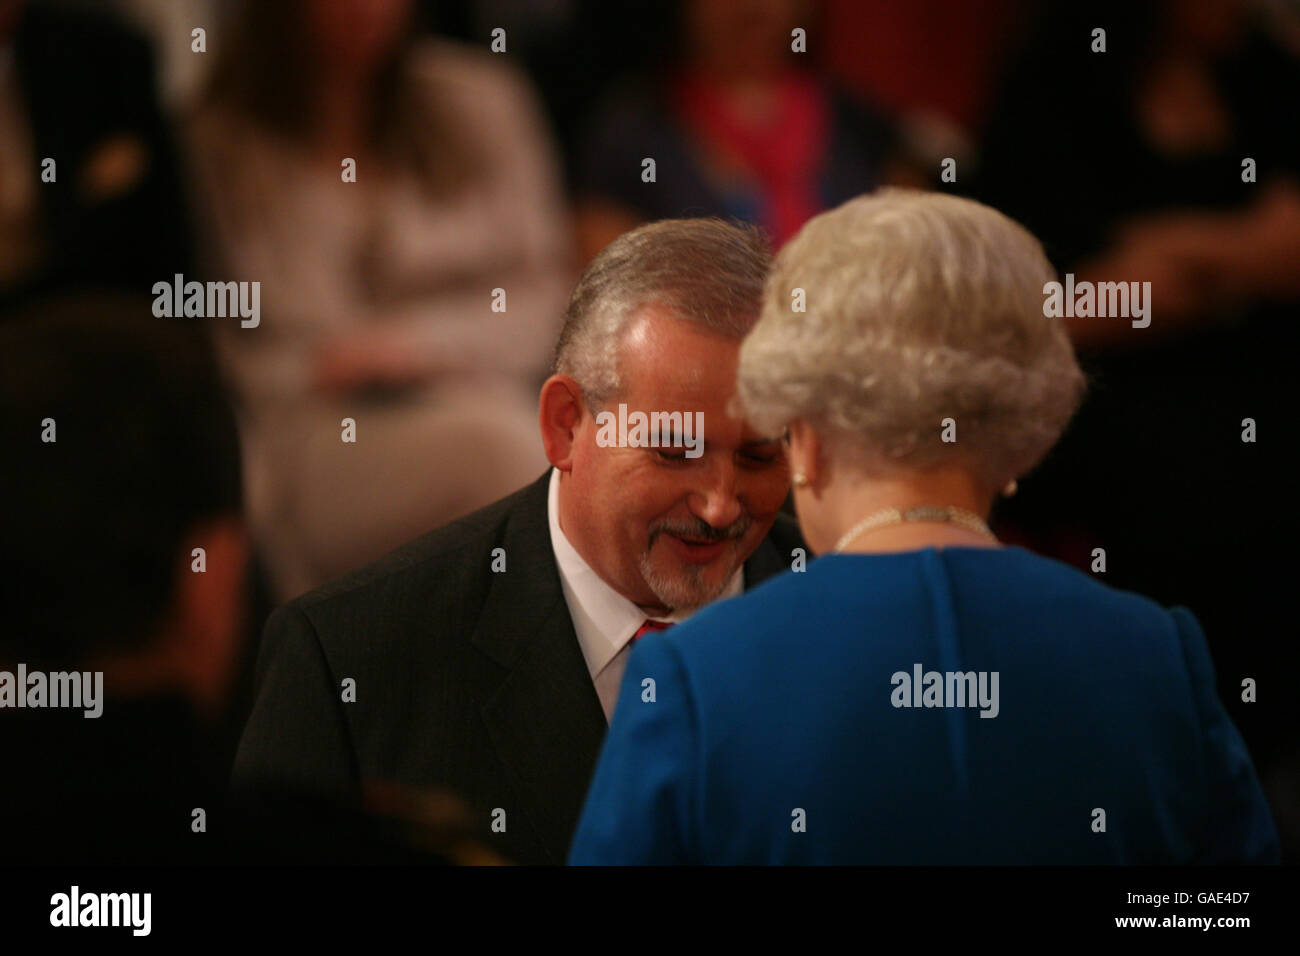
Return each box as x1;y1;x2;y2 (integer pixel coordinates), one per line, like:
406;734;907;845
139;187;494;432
688;459;743;530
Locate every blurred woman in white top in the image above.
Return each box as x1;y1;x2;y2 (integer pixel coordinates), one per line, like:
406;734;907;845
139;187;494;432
184;0;572;600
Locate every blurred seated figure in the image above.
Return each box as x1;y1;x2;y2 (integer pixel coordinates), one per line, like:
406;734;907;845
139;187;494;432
574;0;922;261
977;0;1300;349
0;296;507;864
570;191;1280;865
971;0;1300;845
184;0;572;601
0;0;193;312
0;297;249;863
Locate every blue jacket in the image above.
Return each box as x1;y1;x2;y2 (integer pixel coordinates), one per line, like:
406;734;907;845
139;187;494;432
569;547;1280;864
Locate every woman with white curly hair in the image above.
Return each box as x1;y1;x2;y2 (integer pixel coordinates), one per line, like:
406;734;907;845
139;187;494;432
570;189;1279;865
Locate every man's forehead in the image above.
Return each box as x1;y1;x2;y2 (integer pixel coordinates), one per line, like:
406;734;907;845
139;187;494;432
616;308;742;393
609;314;777;445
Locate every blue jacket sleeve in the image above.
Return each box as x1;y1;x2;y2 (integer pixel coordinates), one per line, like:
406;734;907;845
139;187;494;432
1172;606;1281;863
568;634;699;865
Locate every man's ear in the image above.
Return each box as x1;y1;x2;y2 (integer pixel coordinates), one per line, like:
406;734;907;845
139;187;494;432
538;374;586;471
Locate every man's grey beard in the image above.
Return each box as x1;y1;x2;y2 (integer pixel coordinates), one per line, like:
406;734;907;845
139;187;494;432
638;516;751;611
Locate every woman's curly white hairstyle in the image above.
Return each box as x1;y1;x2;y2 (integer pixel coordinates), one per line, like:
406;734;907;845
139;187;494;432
737;189;1085;487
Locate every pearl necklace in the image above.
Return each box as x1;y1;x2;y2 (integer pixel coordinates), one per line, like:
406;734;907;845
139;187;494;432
832;506;997;553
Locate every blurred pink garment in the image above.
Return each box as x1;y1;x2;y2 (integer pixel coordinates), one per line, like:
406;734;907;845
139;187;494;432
184;39;572;600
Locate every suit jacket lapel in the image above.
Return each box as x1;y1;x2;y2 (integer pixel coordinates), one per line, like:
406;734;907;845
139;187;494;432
472;475;608;864
470;478;799;862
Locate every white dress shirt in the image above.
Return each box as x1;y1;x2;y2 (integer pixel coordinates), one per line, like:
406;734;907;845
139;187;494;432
547;468;743;722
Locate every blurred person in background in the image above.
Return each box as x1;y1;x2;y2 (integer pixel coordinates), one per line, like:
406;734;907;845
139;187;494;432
573;0;924;262
418;0;662;189
570;191;1280;865
184;0;573;602
971;0;1300;855
0;0;193;313
0;297;249;862
0;296;506;864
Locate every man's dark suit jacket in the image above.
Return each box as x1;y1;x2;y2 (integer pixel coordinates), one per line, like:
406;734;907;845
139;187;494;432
233;472;805;864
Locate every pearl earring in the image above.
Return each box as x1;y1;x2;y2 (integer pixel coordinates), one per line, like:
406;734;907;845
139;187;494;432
792;472;809;487
1003;479;1018;497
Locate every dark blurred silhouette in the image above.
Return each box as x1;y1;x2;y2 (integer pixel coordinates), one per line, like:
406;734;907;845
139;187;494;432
0;296;249;862
0;296;505;864
184;0;573;602
420;0;670;190
573;0;923;261
0;0;193;313
971;0;1300;858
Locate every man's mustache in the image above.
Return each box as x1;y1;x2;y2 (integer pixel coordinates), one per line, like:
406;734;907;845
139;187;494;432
649;515;752;546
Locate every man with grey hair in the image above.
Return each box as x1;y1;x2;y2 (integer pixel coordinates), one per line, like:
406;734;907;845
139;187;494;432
233;219;803;865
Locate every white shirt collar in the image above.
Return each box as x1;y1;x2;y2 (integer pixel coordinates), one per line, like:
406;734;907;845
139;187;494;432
547;467;743;681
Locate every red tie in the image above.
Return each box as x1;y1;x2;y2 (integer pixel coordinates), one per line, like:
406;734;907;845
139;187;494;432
631;620;673;645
